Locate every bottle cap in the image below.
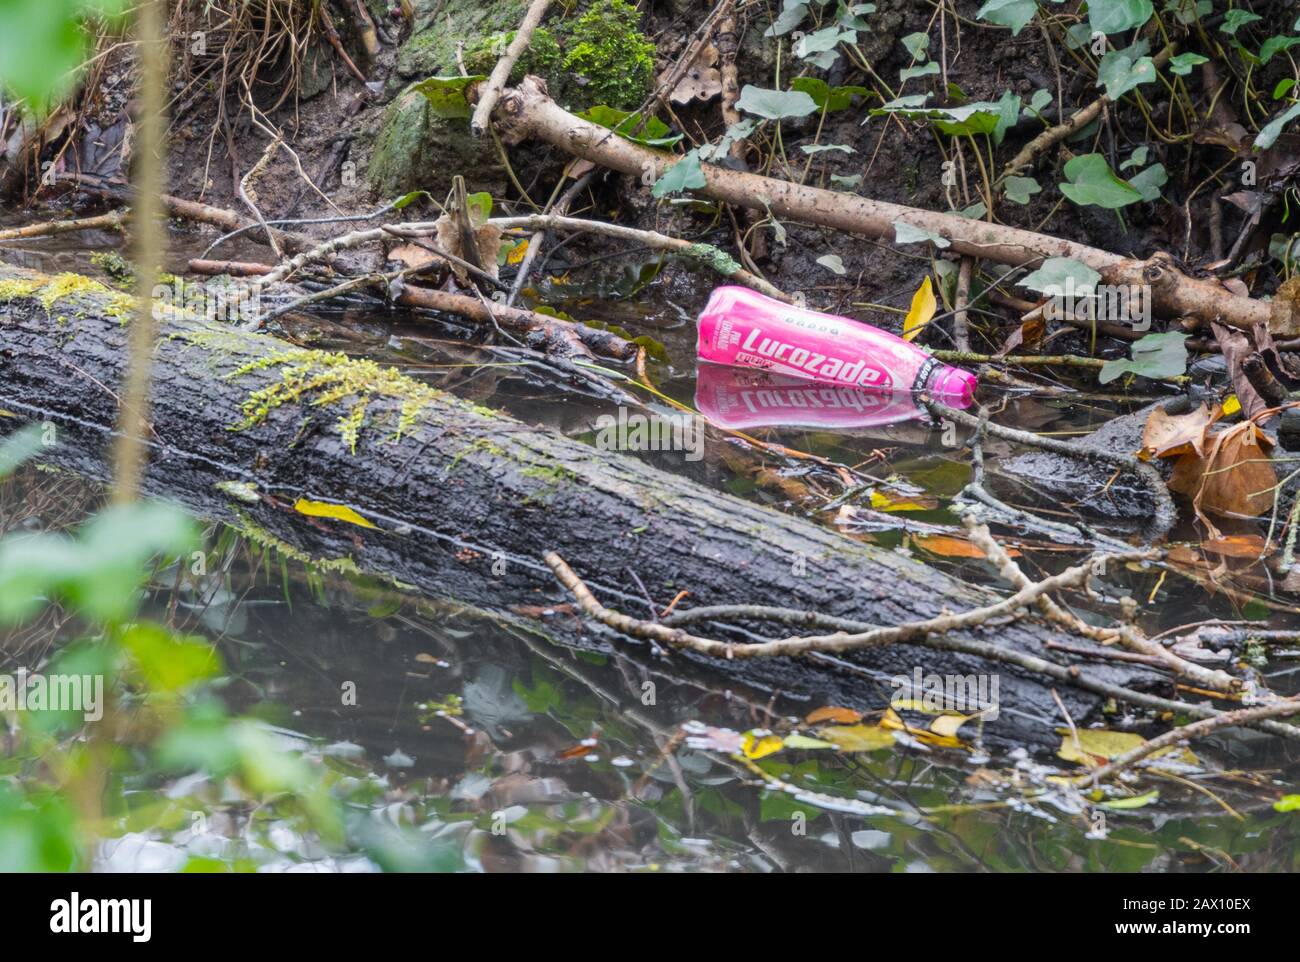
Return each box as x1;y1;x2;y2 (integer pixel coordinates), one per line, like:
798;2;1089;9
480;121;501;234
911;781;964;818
932;365;978;406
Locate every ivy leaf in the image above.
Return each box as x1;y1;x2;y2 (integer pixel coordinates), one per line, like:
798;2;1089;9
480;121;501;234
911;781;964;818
1059;153;1143;208
1219;9;1262;35
976;0;1039;35
900;62;941;82
1097;50;1157;100
994;89;1021;144
411;75;486;119
1088;0;1154;35
870;97;1003;136
1126;162;1168;202
794;26;855;65
901;32;930;61
1003;175;1042;205
1119;145;1149;170
894;221;951;248
577;105;682;147
736;84;819;120
1256;102;1300;150
1019;257;1101;297
1099;331;1189;384
651;149;706;198
790;77;871;112
1168;51;1209;75
1261;36;1300;65
765;0;809;37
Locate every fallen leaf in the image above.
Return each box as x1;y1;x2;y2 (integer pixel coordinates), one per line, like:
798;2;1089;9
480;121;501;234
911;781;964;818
929;713;973;738
1099;789;1161;810
805;705;864;724
1201;534;1272;558
1140;403;1216;460
1168;420;1277;530
1056;728;1197;767
903;276;937;342
660;43;722;104
742;731;785;759
913;534;1020;558
870;488;937;512
817;723;896;752
293;498;378;529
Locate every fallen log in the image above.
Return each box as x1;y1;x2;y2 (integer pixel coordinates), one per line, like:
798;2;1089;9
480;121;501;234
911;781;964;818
0;262;1181;747
488;77;1293;335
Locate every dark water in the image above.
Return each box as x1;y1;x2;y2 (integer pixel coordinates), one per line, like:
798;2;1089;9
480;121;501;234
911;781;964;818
3;226;1300;871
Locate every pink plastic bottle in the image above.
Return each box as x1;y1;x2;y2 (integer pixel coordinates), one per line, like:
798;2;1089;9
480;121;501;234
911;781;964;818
695;364;940;431
696;286;977;403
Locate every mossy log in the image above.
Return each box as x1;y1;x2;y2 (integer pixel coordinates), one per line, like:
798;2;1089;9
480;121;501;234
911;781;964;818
0;264;1169;746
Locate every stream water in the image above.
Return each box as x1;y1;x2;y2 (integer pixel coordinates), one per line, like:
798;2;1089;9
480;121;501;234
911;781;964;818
3;225;1299;872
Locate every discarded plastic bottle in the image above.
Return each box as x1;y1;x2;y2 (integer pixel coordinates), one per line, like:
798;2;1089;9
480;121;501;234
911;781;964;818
695;364;946;431
696;286;977;403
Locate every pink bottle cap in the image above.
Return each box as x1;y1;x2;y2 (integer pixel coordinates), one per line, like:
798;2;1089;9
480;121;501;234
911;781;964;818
932;366;978;406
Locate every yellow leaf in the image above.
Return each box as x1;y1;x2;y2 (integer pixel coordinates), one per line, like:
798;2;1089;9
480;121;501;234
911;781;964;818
817;723;896;752
870;489;934;512
741;731;785;759
902;276;937;343
1221;394;1241;416
293;498;378;529
506;239;529;265
1056;728;1197;767
930;713;972;738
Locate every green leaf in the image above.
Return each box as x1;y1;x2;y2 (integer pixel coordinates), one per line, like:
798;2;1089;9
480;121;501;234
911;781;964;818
0;424;45;478
1256;102;1300;150
899;62;941;82
1088;0;1154;35
577;105;682;147
789;77;870;112
464;192;493;227
1097;50;1157;100
1168;51;1208;75
994;89;1021;144
1099;789;1160;810
0;0;125;116
1119;145;1149;170
976;0;1039;35
651;149;706;198
120;621;220;694
1019;257;1101;296
1059;153;1143;208
1003;175;1042;205
410;75;485;120
870;97;1004;136
736;84;819;120
1127;162;1168;202
1098;331;1189;384
1275;794;1300;812
893;221;951;248
794;25;854;66
1219;9;1262;35
901;32;930;61
765;0;809;37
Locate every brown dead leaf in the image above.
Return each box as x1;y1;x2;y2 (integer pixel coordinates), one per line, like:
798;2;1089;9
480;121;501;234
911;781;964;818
1210;321;1271;420
433;215;502;283
994;315;1045;358
1140;403;1216;460
805;706;864;725
913;534;1021;558
1168;420;1277;533
387;243;437;272
1201;534;1272;558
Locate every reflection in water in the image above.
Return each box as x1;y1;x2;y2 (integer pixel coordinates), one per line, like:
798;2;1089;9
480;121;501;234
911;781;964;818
695;363;963;431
